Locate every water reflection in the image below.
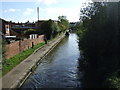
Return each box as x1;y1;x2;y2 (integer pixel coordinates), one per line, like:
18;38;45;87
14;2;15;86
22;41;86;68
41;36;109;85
21;33;81;88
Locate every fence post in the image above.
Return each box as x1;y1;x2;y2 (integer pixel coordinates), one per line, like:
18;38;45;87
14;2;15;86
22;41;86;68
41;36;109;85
32;42;34;48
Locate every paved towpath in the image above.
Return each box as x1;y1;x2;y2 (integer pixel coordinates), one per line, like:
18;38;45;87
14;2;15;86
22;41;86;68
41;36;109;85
0;33;65;89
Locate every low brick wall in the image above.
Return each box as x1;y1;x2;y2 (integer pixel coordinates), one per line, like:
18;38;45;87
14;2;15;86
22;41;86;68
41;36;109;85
5;35;44;59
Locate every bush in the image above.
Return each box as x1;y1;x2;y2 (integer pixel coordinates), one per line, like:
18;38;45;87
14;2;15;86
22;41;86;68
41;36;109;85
77;2;120;88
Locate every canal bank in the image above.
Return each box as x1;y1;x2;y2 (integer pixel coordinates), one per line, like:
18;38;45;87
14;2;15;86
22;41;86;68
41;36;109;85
21;33;81;88
1;33;65;89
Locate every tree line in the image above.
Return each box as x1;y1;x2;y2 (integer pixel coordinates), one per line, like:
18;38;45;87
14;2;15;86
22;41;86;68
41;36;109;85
2;16;70;64
75;2;120;88
23;16;70;40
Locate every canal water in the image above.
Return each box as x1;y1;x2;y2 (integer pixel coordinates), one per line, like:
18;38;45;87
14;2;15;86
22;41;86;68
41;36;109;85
21;33;81;88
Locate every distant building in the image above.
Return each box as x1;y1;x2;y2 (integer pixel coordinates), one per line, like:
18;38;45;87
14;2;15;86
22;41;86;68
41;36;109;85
70;22;76;27
11;21;36;36
0;18;59;40
0;18;37;39
0;18;22;39
0;18;9;36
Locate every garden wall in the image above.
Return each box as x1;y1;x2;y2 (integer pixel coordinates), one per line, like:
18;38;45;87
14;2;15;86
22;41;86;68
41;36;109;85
5;35;44;59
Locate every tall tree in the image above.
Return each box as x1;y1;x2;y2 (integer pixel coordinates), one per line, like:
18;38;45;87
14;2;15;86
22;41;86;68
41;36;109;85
58;16;70;31
77;2;120;88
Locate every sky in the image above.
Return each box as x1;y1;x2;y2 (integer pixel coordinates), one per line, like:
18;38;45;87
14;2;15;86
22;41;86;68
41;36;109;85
1;0;89;23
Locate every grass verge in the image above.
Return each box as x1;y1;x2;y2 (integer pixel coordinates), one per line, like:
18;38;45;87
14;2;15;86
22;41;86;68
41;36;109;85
2;42;45;76
2;33;64;77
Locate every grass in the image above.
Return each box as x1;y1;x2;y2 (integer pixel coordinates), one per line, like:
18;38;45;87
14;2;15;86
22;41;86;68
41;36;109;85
2;32;64;77
2;42;45;76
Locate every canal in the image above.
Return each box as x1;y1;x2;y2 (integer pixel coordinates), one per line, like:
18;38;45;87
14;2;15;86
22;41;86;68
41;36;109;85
21;33;81;88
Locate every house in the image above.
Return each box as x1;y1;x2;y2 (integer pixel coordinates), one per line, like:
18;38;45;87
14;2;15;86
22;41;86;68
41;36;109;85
0;18;59;40
0;18;22;40
11;21;36;38
0;18;9;36
0;18;37;40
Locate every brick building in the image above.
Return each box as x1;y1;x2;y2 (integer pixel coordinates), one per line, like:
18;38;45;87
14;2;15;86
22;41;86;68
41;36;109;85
0;18;37;39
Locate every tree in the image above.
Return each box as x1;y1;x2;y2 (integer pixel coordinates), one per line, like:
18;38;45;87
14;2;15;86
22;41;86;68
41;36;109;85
23;28;36;38
58;16;70;31
40;19;61;40
39;20;52;40
36;16;69;40
77;2;120;88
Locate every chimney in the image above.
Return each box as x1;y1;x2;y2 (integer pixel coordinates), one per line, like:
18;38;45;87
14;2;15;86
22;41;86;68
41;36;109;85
37;7;39;21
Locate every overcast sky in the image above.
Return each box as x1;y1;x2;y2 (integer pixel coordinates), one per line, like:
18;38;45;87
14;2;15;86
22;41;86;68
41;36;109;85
1;0;89;22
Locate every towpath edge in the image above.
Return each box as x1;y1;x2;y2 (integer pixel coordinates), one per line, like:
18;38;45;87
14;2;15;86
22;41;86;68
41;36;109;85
1;33;65;89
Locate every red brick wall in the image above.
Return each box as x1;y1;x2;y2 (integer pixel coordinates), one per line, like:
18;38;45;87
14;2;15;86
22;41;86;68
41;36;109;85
5;35;44;59
5;41;20;59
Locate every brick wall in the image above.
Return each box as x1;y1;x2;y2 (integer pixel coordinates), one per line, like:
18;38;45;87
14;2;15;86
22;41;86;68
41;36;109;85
5;35;44;59
5;41;19;59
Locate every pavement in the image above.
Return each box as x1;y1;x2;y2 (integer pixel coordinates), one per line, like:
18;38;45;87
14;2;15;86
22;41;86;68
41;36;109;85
0;33;65;89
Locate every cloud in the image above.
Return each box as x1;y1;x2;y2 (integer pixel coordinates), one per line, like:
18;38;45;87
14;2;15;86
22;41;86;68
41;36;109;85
20;16;37;22
37;0;58;5
1;0;34;2
4;8;20;13
23;8;34;15
9;9;16;12
43;7;81;22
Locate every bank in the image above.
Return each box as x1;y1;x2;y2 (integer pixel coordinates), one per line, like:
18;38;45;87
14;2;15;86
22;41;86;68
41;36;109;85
1;33;65;89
